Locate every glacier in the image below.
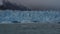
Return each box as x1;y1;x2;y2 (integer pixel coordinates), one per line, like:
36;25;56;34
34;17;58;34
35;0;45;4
0;10;60;23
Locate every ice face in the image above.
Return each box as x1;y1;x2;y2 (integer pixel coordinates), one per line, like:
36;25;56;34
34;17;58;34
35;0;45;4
0;10;60;23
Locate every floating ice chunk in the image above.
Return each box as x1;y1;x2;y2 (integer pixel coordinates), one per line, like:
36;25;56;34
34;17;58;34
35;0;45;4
21;20;34;23
1;21;12;24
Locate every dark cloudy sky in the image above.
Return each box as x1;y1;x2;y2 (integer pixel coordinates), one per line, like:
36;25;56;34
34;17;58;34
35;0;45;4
0;0;60;9
0;0;3;5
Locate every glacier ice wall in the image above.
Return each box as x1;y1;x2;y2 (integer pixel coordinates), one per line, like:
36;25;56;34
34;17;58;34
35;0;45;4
0;10;60;23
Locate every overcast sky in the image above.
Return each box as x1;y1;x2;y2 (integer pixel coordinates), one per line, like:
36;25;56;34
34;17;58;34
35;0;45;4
0;0;3;5
0;0;60;9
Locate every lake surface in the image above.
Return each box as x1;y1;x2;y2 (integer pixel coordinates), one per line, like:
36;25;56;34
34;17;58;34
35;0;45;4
0;10;60;23
0;23;60;34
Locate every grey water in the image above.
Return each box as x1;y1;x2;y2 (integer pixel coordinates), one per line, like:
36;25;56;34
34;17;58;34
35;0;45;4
0;10;60;23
